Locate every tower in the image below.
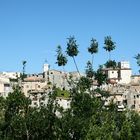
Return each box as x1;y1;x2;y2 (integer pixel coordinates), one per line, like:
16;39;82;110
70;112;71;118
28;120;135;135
43;64;50;72
118;61;132;84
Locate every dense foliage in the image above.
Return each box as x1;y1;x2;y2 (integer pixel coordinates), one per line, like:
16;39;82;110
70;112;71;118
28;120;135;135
103;36;116;60
56;45;67;67
105;60;117;68
0;81;140;140
88;38;98;68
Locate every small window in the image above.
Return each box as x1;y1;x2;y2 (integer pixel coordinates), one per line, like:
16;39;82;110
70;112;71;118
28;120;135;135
134;100;136;104
34;102;37;105
134;95;136;99
40;102;44;106
117;101;121;106
33;96;37;101
123;100;127;105
131;105;135;109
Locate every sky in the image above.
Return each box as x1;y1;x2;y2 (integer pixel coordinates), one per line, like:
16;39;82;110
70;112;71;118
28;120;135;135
0;0;140;74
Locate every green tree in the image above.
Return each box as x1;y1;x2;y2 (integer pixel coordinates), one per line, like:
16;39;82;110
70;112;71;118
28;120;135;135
56;45;67;67
26;92;61;140
66;36;80;75
130;111;140;140
0;86;31;139
94;66;107;87
21;60;27;81
88;38;98;68
60;89;102;140
103;36;116;60
0;97;6;127
105;60;117;69
77;76;92;92
56;45;68;89
85;61;94;79
120;118;132;140
135;53;140;66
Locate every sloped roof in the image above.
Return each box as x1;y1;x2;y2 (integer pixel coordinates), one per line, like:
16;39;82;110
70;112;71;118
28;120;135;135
24;76;44;82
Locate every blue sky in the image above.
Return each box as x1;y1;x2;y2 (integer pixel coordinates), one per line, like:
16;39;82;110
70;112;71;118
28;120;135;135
0;0;140;74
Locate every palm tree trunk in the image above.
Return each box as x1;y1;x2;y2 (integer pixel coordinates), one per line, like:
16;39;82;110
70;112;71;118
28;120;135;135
109;51;111;60
62;66;65;90
72;56;81;76
92;54;94;69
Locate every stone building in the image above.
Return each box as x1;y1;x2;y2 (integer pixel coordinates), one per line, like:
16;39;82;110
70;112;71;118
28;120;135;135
103;84;140;112
0;77;11;97
131;75;140;85
0;61;140;112
103;61;132;84
22;73;47;97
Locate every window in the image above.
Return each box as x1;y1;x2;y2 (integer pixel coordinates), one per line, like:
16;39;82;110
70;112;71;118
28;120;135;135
117;101;121;106
40;102;44;106
33;96;37;101
123;100;127;105
34;102;37;106
134;95;136;99
131;105;135;109
134;100;136;104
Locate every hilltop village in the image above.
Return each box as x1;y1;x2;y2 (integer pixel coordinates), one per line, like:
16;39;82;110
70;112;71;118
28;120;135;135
0;61;140;112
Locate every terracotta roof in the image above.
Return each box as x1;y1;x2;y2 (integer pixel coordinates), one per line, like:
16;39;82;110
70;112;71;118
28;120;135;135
24;76;44;82
108;79;117;84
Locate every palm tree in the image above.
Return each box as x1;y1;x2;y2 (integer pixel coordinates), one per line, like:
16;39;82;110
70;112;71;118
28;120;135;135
66;36;80;76
56;45;68;89
56;45;67;68
21;60;27;81
135;53;140;66
103;36;116;60
22;60;26;74
88;38;98;69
